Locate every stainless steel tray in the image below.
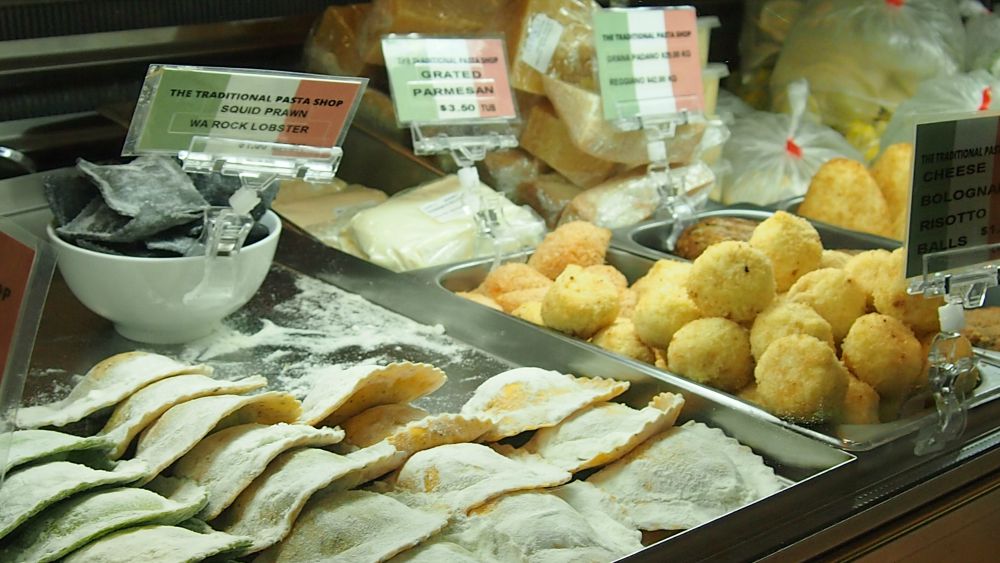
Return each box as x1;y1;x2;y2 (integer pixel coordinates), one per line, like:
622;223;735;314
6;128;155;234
4;170;855;560
420;247;1000;452
613;205;900;260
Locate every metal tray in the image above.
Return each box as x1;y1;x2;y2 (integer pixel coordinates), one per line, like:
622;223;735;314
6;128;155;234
614;205;900;260
422;247;1000;452
4;169;856;561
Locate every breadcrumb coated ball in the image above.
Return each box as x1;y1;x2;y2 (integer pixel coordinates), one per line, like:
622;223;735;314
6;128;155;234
618;288;639;319
667;318;754;392
787;268;866;342
541;264;620;338
476;262;552;299
873;250;941;335
511;301;544;325
496;287;549;313
842;313;923;400
843;249;894;310
585;264;628;290
839;374;881;425
749;211;823;291
819;250;853;270
631;259;691;297
750;301;834;361
457;291;503;311
528;221;611;279
631;287;702;350
591;318;655;363
754;334;849;423
686;241;776;323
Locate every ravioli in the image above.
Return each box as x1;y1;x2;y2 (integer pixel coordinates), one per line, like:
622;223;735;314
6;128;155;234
100;374;268;459
254;489;448;563
392;443;571;515
215;442;401;554
548;480;640;551
16;352;211;428
341;404;430;448
133;392;301;485
461;367;630;441
0;460;147;540
299;362;446;426
0;476;206;563
4;430;113;473
389;541;482;563
588;421;784;530
440;490;641;563
62;524;252;563
522;392;685;472
173;422;345;520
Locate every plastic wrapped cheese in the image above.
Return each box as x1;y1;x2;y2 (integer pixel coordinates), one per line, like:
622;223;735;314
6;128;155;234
346;175;546;272
478;148;550;198
542;76;707;168
358;0;504;65
502;0;600;94
520;102;618;188
517;173;583;228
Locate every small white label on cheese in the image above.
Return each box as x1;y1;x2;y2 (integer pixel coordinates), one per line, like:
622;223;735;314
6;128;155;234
419;191;471;223
521;14;564;73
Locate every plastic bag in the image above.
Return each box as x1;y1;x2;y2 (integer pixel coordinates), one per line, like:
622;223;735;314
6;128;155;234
721;81;863;206
770;0;965;159
881;70;1000;151
965;13;1000;76
737;0;805;109
346;175;545;272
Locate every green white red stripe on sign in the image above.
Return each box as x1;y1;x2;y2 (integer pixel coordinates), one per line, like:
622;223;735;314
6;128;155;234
124;65;367;155
593;7;704;121
381;36;517;125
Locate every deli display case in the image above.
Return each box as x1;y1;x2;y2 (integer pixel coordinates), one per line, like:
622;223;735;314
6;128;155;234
3;1;1000;562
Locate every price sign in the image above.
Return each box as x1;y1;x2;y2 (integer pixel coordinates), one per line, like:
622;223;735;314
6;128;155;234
593;7;703;121
0;231;37;382
905;112;1000;279
123;65;367;155
381;36;517;125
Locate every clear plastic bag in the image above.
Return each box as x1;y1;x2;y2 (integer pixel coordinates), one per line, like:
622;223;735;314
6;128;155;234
721;81;863;206
770;0;965;159
965;13;1000;76
737;0;805;109
881;70;1000;151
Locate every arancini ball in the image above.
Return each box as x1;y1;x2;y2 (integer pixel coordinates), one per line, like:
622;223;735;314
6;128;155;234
667;318;754;393
541;264;620;338
841;313;923;400
528;221;611;279
749;211;823;291
787;268;867;342
750;301;835;361
591;318;656;363
686;241;776;323
754;334;849;423
632;286;702;350
476;262;552;299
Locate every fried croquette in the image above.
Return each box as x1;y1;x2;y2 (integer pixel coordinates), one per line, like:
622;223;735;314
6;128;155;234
749;211;823;291
618;288;639;318
476;262;553;299
839;375;880;425
754;334;849;423
591;318;656;363
630;259;691;297
870;143;914;240
511;301;544;325
843;249;895;310
686;241;776;323
631;286;702;350
496;287;550;313
653;348;668;370
456;291;503;311
873;251;941;335
586;264;628;290
750;301;835;361
528;220;611;279
667;318;754;393
842;313;923;400
798;158;894;238
787;268;867;342
819;250;853;270
541;264;620;338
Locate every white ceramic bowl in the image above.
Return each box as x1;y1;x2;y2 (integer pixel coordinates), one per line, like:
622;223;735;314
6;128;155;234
48;211;281;344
